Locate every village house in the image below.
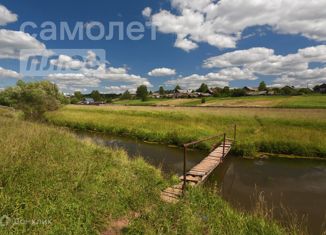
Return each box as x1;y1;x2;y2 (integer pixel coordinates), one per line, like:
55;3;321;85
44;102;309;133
243;87;269;96
174;89;193;98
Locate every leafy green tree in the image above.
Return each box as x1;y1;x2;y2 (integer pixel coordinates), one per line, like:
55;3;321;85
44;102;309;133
197;83;209;93
0;81;63;120
174;85;181;92
258;81;267;91
136;85;149;101
159;86;165;95
91;90;101;102
121;90;132;100
74;91;83;101
222;86;230;95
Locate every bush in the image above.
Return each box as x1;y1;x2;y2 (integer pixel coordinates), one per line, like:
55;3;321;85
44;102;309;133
0;80;64;120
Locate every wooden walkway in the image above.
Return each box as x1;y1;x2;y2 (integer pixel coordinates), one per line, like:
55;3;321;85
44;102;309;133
161;139;233;203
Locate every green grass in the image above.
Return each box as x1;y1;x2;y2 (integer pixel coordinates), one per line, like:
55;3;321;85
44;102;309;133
114;98;164;106
0;114;165;234
45;105;326;158
113;95;326;109
127;187;287;235
0;111;290;234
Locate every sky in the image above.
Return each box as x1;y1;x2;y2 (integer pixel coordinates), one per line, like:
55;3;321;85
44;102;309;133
0;0;326;94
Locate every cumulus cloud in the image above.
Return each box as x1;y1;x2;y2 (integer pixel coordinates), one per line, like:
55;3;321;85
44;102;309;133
0;4;17;26
165;67;255;89
0;67;22;79
203;45;326;87
148;0;326;51
47;51;152;92
0;5;51;60
0;29;51;60
148;67;176;76
166;45;326;88
142;7;152;18
105;85;137;94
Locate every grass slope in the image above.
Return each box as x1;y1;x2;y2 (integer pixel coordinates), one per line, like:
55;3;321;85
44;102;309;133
0;111;288;234
46;105;326;158
0;114;165;234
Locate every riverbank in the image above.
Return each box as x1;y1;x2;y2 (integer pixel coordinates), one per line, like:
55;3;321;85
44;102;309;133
0;111;290;234
45;105;326;158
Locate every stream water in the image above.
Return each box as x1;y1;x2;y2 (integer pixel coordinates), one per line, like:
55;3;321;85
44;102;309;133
77;131;326;235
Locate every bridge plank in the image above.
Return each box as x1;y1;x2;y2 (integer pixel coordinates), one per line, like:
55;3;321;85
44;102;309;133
162;140;233;203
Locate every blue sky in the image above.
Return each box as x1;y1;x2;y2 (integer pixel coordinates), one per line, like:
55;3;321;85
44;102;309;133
0;0;326;93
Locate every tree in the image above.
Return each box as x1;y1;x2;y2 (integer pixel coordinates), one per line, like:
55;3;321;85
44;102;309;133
159;86;165;95
258;81;267;91
74;91;83;101
136;85;148;101
197;83;209;93
231;88;246;97
174;85;181;92
91;90;101;102
222;86;230;95
0;81;63;120
121;90;132;100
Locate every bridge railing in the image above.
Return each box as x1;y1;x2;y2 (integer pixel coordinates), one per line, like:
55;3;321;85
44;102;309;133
182;124;237;192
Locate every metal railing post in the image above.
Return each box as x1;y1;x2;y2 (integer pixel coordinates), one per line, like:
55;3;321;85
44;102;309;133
234;124;237;142
183;145;187;193
222;133;226;158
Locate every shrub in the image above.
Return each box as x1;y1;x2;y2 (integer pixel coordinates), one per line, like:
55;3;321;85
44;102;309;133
0;80;64;120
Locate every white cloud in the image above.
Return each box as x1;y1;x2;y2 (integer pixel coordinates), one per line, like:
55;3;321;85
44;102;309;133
202;45;326;87
165;67;255;89
142;7;152;18
0;4;17;26
148;67;176;76
174;37;198;52
203;48;274;68
274;68;326;87
0;67;22;79
105;85;137;94
0;29;51;60
50;55;84;70
166;45;326;88
0;5;51;60
47;51;152;92
148;0;326;51
47;73;101;90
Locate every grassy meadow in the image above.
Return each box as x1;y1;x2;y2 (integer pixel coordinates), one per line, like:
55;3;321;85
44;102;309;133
114;95;326;109
0;110;290;234
45;105;326;158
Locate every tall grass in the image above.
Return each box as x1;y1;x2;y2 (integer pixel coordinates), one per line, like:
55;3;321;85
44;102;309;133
0;115;165;234
0;112;290;234
46;105;326;158
127;187;288;235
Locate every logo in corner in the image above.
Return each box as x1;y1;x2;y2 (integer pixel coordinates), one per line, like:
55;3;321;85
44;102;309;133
0;215;11;227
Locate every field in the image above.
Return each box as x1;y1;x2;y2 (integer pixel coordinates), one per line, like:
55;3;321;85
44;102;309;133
45;105;326;158
114;95;326;109
0;110;288;234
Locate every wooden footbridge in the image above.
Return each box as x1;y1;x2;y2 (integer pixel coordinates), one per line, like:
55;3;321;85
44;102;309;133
161;125;237;203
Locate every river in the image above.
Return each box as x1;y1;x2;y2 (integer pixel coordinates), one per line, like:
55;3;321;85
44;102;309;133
77;131;326;235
